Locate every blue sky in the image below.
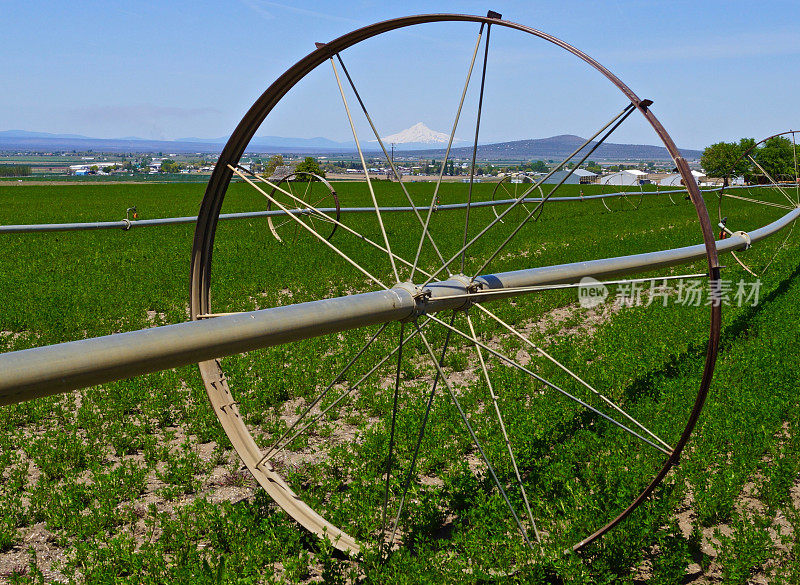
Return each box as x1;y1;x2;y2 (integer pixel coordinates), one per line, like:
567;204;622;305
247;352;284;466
2;0;798;149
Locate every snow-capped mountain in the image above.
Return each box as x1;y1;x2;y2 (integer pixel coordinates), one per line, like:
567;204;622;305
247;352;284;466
378;122;465;149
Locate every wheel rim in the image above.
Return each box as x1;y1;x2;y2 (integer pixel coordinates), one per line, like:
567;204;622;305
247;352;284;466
189;13;721;565
600;175;644;212
265;172;340;243
491;175;540;222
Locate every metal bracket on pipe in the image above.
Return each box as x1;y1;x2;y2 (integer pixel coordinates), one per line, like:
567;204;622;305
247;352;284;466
450;274;483;310
718;221;751;249
393;282;430;322
733;231;751;250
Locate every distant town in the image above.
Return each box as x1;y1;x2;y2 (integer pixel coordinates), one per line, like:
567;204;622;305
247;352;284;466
0;149;717;186
4;124;788;188
0;124;719;186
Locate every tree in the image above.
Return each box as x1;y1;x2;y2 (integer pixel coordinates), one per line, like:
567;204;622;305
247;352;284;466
755;136;794;181
160;159;181;173
586;161;602;175
700;141;749;179
739;137;756;153
0;165;31;177
530;160;548;173
264;154;285;176
294;156;325;180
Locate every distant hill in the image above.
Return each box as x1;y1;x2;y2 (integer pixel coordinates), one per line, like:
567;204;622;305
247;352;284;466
0;131;352;154
1;130;96;140
414;134;701;161
0;130;701;161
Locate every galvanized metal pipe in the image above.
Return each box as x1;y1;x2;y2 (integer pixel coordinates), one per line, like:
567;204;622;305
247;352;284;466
1;206;796;407
0;186;726;234
0;289;414;407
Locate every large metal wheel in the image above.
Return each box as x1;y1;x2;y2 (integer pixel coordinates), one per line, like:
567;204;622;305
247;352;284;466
189;13;721;569
717;130;800;276
266;172;340;243
600;178;644;212
490;175;543;222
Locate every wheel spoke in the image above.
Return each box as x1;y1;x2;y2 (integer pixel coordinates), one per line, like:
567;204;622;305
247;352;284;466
387;312;456;549
329;57;400;283
469;104;638;280
261;323;389;461
623;191;639;209
461;22;492;274
474;303;672;451
465;312;541;543
291;220;300;244
334;54;448;271
310;193;332;209
419;103;637;287
259;318;434;465
411;24;486;279
747;155;797;207
425;313;672;456
792;132;798;205
722;191;793;211
241;168;439;281
415;323;534;550
380;323;405;547
271;217;296;230
230;165;389;289
760;218;797;274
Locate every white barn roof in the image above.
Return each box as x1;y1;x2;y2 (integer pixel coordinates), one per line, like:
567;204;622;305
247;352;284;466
659;170;706;186
543;168;597;184
599;170;644;185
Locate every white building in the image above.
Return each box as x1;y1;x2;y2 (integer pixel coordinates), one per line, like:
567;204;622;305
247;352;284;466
543;168;597;185
658;170;706;186
600;169;647;186
68;162;118;175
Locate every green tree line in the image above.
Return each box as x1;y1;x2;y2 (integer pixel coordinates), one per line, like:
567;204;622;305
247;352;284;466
702;136;798;181
0;165;32;177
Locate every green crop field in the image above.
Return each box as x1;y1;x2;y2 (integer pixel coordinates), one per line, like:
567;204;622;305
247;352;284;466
0;180;799;584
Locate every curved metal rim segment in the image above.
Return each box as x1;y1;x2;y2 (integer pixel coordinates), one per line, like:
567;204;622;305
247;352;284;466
189;13;721;557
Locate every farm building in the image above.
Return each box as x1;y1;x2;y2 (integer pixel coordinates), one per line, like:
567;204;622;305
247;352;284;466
600;169;647;186
543;168;597;185
659;170;706;186
68;162;118;175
